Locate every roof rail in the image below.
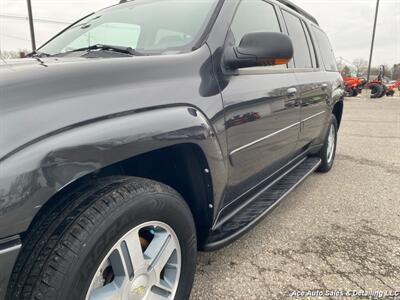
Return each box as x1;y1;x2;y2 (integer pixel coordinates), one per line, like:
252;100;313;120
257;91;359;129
276;0;319;25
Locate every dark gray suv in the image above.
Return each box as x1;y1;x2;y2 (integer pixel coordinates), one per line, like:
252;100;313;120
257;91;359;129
0;0;343;299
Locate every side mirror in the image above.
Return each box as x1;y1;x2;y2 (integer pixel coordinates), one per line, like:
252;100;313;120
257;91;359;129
224;32;294;70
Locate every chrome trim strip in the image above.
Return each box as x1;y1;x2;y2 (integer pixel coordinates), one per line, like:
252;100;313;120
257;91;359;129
236;67;295;75
229;111;325;156
288;67;316;73
234;67;322;76
0;244;21;255
302;111;325;122
230;121;301;156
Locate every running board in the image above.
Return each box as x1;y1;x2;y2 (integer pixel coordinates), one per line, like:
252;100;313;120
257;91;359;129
203;157;321;250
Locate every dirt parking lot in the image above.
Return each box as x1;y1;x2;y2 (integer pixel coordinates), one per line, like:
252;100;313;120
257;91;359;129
191;95;400;300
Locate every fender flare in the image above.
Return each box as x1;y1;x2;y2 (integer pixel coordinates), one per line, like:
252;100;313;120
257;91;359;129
0;105;227;238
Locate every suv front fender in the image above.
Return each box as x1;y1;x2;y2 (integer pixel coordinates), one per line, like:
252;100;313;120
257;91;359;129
0;106;227;238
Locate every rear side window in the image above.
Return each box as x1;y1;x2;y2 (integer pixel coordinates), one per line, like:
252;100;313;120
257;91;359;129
312;26;338;71
302;21;318;67
230;0;281;46
281;10;313;68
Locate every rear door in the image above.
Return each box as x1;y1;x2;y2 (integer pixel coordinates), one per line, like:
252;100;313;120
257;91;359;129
221;0;301;204
280;10;329;149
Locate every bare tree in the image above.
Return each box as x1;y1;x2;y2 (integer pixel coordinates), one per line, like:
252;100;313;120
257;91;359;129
341;65;351;77
352;58;368;76
369;67;379;76
391;64;400;80
336;59;344;74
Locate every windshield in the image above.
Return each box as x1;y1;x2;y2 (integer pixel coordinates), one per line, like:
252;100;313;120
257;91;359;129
39;0;219;56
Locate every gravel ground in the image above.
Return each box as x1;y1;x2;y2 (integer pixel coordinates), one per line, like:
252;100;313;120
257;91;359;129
190;95;400;300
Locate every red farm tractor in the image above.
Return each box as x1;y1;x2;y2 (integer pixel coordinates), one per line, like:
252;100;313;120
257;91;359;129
343;65;400;98
366;65;400;98
366;66;386;98
383;80;400;97
343;76;367;97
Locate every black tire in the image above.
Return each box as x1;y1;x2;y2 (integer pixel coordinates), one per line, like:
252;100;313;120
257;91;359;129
6;176;197;300
351;88;358;97
344;87;353;97
379;85;387;98
386;90;395;97
317;115;338;173
370;83;384;98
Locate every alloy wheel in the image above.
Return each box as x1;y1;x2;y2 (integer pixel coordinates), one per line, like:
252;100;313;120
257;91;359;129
85;221;181;300
326;124;336;164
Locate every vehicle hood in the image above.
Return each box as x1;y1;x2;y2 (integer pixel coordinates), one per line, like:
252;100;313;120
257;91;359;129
0;56;88;70
0;46;215;160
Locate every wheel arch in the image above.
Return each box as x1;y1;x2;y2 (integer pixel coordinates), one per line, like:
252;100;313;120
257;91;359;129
332;100;343;130
26;143;215;247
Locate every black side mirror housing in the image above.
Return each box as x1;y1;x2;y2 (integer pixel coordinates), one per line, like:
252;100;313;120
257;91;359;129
224;32;294;70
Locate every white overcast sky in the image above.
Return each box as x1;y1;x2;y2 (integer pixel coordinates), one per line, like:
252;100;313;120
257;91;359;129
0;0;399;66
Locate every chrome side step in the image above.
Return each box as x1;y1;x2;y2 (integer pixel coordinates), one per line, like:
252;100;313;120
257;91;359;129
203;157;321;250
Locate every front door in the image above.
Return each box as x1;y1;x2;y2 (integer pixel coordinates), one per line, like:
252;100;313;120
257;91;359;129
221;0;301;206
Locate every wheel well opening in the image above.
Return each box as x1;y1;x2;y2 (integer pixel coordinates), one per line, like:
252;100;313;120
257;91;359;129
29;143;214;248
332;101;343;129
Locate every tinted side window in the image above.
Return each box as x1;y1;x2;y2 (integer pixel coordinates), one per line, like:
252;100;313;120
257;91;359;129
302;21;318;67
231;0;281;46
312;27;338;71
282;10;313;68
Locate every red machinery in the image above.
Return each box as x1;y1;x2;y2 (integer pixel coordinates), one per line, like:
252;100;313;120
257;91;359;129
366;65;400;98
366;65;386;98
343;66;399;98
384;80;400;97
342;76;367;97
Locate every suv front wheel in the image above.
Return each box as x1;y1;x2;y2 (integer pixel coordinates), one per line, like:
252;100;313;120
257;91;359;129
6;177;197;300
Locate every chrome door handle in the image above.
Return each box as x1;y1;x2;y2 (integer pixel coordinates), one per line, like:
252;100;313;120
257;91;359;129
287;87;297;97
321;83;328;90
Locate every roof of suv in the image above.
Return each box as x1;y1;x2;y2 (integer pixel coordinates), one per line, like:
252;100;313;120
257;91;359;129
117;0;318;26
115;0;319;25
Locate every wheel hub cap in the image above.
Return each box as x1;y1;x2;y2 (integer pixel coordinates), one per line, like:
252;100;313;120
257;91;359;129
85;222;181;300
131;275;148;296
